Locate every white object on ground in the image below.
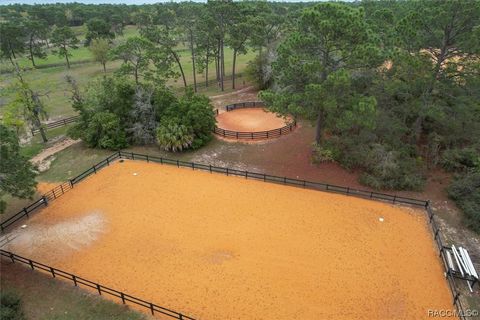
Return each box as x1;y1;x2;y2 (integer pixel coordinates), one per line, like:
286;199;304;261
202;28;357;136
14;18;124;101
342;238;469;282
21;225;27;229
446;251;455;271
133;173;138;176
378;217;384;222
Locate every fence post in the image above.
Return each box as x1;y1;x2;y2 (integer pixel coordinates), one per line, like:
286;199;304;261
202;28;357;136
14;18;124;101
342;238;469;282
69;179;74;188
29;260;34;270
9;253;14;263
245;171;248;179
73;275;77;286
42;196;48;206
24;207;29;218
118;150;122;159
179;314;184;320
96;284;101;295
50;267;55;278
60;184;64;194
209;165;212;173
347;187;350;195
393;195;397;204
121;292;125;304
192;162;194;170
226;168;229;176
107;157;110;165
177;160;179;167
146;155;149;163
132;152;135;160
93;166;97;174
150;303;154;315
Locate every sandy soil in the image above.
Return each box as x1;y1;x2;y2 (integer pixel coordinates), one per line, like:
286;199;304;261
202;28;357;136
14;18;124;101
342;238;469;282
4;160;455;319
216;108;289;132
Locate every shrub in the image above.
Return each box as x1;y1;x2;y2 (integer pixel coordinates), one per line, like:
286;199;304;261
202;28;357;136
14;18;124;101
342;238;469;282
358;144;425;190
311;142;336;163
159;89;216;151
441;147;480;172
83;112;128;150
156;120;193;152
0;291;24;320
245;52;272;90
448;171;480;233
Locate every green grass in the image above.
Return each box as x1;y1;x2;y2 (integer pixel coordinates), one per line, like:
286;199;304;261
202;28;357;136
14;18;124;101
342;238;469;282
0;45;255;118
1;261;148;320
20;125;73;159
37;142;113;182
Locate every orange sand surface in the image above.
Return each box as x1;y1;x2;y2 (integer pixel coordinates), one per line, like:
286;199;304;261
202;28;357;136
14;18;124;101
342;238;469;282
5;160;455;319
216;108;288;132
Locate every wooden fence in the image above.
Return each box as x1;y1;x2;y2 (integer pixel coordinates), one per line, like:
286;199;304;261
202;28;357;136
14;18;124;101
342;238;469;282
215;101;297;140
0;250;195;320
31;115;80;136
0;150;473;319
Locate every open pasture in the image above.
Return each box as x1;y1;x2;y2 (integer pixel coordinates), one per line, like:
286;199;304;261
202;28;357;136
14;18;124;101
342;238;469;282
4;159;455;319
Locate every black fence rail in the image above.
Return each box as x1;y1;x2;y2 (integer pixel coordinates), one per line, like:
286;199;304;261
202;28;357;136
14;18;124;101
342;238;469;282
214;121;297;140
225;101;264;111
0;250;195;320
215;101;297;140
32;115;80;136
118;151;427;207
0;152;121;232
425;204;468;320
0;150;471;318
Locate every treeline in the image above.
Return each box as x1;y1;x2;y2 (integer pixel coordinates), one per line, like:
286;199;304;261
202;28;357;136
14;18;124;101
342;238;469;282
0;1;303;90
257;1;480;231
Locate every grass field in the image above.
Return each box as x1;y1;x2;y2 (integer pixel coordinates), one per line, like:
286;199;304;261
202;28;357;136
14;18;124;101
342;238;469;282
3;159;455;319
1;259;148;320
0;25;255;118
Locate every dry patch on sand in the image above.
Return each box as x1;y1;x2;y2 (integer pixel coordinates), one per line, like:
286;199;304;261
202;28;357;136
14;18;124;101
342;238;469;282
5;160;456;319
5;211;106;257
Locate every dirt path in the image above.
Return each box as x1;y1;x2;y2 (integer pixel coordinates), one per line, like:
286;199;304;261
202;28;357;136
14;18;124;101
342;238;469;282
210;86;259;111
30;138;80;171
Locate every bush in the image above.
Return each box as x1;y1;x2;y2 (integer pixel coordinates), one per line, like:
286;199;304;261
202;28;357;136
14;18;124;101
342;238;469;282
245;51;273;90
156;120;193;152
0;291;25;320
448;171;480;233
311;142;337;163
441;147;480;172
83;112;128;150
159;89;215;151
358;144;425;190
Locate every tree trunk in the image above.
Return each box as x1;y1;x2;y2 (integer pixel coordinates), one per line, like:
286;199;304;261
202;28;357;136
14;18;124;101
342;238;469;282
232;49;237;89
64;45;70;69
39;126;48;143
172;50;187;88
29;39;36;67
134;67;139;85
189;30;197;93
220;39;224;91
315;110;323;145
102;61;106;74
205;44;209;87
34;115;48;143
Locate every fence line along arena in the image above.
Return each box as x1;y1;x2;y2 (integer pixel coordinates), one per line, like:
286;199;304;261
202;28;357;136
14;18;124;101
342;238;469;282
2;156;457;319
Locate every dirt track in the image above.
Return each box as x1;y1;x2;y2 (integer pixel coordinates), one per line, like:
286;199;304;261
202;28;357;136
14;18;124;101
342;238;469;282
5;160;455;319
216;108;288;132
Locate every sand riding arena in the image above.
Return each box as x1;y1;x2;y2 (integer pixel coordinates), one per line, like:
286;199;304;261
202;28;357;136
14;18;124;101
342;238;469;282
0;152;460;319
214;101;296;140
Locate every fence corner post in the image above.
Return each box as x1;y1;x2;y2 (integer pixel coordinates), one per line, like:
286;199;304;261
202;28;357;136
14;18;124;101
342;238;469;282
42;196;48;206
